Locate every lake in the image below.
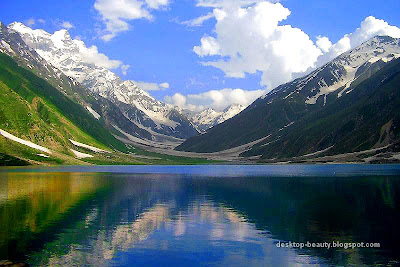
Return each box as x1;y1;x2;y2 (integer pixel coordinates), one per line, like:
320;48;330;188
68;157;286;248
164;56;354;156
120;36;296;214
1;165;400;266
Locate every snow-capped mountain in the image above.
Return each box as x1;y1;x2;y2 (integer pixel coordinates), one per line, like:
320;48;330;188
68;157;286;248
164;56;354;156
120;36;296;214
0;22;81;102
177;35;400;155
190;104;246;132
264;35;400;106
8;22;198;139
1;22;154;141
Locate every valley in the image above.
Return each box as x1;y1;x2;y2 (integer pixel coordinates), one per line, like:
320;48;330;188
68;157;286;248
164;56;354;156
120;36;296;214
1;21;400;165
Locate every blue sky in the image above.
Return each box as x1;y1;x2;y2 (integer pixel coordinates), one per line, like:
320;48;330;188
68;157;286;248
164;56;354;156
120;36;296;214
1;0;400;111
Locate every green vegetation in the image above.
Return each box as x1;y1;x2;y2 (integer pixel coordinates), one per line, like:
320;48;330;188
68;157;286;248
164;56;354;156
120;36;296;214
0;53;219;166
0;153;29;166
0;53;126;152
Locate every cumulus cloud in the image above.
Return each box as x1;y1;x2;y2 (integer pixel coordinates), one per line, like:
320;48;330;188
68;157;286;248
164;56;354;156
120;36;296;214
74;40;123;69
61;21;74;29
193;36;221;56
164;88;266;111
193;0;400;92
315;16;400;67
316;36;332;53
136;81;170;91
193;1;322;90
94;0;170;41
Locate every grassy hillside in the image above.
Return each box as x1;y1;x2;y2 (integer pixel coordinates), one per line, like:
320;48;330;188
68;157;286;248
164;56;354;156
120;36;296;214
0;53;128;150
0;52;220;166
0;52;127;164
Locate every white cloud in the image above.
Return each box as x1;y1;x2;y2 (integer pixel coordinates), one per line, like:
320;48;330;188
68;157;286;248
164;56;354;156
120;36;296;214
45;29;124;70
136;81;170;91
181;13;215;27
316;36;332;53
166;93;187;108
74;40;122;69
165;88;266;111
193;36;221;56
94;0;169;41
121;64;130;75
26;18;36;26
315;16;400;67
25;18;46;26
196;0;263;8
193;1;400;92
193;1;322;90
146;0;169;9
61;21;74;29
159;82;170;89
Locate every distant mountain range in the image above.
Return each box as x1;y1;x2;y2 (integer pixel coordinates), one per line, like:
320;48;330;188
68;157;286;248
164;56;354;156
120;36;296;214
0;21;248;164
7;22;199;140
177;36;400;162
188;104;246;132
1;22;245;141
1;20;400;164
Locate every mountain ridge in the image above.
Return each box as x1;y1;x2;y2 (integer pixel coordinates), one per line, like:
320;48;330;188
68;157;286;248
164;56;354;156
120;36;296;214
189;104;246;132
177;35;400;158
8;22;199;140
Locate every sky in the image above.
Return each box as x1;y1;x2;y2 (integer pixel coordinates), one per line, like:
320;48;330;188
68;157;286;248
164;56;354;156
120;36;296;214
1;0;400;111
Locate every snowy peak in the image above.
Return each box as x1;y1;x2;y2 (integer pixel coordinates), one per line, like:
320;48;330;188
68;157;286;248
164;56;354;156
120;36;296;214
190;104;246;132
218;104;245;124
338;35;400;68
9;22;199;139
263;35;400;106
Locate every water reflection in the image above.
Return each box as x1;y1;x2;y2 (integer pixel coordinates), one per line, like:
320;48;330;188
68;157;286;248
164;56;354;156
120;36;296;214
0;172;109;261
0;170;399;266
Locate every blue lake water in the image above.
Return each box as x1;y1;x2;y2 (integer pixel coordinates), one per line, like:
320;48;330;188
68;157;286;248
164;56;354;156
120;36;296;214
1;165;400;266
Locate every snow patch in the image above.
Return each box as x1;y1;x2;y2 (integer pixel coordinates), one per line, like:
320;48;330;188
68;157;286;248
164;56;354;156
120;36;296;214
306;66;357;105
392;153;400;160
86;106;101;120
37;154;50;158
278;122;294;131
70;149;93;159
69;139;109;153
0;40;15;55
0;129;52;154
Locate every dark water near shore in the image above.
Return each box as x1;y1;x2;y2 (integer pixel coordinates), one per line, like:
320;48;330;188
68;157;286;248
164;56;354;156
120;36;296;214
1;165;400;266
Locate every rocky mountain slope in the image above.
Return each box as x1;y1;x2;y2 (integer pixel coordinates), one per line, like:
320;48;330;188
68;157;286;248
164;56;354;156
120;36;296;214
177;36;400;160
8;22;198;140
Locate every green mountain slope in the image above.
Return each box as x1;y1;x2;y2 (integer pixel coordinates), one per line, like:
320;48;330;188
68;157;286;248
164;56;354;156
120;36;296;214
0;22;153;142
0;52;128;164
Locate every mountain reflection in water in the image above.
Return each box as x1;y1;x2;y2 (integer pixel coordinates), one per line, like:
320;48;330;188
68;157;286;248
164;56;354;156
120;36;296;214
0;167;399;266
